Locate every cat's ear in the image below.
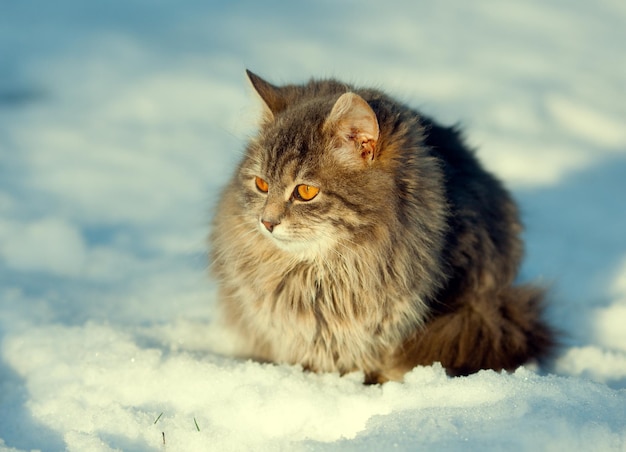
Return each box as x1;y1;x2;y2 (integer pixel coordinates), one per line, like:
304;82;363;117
246;70;287;121
325;92;380;165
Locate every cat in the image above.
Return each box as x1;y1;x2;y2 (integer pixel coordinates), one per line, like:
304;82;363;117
210;70;554;383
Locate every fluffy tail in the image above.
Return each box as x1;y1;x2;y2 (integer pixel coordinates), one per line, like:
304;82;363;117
396;285;555;376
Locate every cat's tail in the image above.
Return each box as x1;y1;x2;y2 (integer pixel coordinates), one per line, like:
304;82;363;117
396;285;556;377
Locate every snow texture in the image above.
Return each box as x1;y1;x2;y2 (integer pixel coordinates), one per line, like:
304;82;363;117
1;1;625;451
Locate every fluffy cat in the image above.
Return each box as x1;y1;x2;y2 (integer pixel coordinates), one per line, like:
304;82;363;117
210;70;554;383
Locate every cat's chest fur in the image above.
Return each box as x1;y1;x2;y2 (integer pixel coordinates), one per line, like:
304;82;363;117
214;204;425;375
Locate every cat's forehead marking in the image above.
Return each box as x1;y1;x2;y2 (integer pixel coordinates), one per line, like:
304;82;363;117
279;159;299;182
278;151;321;185
265;136;315;180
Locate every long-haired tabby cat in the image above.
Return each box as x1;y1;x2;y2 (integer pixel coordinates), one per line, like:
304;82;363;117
210;70;554;383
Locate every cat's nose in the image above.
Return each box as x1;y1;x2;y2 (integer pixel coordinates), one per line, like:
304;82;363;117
261;219;279;232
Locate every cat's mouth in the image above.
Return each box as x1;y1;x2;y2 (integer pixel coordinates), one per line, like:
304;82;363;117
260;228;299;248
258;223;329;258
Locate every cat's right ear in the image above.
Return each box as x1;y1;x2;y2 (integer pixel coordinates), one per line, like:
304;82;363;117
324;92;380;167
246;70;287;121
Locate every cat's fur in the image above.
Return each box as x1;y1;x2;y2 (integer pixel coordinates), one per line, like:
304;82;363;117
210;70;554;383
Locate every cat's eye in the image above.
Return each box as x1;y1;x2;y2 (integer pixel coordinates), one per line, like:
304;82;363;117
294;184;320;201
255;177;269;193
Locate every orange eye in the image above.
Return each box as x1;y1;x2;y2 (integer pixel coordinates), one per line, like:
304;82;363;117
295;184;320;201
255;177;269;193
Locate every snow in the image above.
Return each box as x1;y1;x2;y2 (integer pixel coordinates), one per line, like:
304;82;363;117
1;0;625;451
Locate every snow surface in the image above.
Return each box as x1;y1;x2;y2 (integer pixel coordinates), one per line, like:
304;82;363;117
1;1;625;451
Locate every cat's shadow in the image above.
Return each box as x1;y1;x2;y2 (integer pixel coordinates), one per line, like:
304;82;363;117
516;152;626;385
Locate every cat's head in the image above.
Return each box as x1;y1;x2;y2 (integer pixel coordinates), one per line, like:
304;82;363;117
237;71;396;260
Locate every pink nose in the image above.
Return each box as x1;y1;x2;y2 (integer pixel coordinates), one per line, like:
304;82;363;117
261;219;279;232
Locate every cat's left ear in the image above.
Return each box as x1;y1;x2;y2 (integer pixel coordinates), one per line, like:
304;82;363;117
324;92;380;164
246;69;287;121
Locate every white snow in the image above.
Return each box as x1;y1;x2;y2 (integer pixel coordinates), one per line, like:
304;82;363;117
1;1;625;451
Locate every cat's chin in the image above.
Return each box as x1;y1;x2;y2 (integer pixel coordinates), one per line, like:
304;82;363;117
260;228;331;261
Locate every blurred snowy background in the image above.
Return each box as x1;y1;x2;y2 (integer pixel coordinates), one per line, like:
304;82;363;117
1;1;625;450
